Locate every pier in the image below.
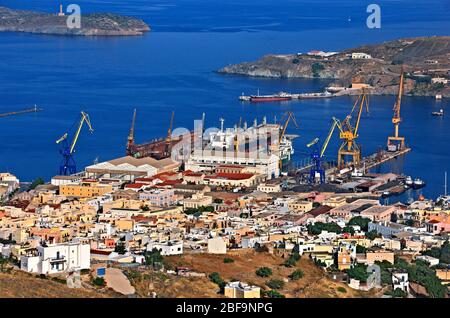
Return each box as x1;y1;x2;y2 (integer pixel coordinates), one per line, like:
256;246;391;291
0;105;42;118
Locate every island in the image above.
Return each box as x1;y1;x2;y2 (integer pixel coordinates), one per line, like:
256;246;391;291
219;36;450;97
0;6;150;36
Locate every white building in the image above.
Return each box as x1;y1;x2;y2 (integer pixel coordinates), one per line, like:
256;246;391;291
207;237;227;254
351;52;372;59
146;240;183;256
392;271;409;293
20;242;90;275
185;153;280;179
257;182;281;193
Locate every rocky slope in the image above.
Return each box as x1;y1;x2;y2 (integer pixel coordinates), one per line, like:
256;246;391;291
219;37;450;97
0;6;150;36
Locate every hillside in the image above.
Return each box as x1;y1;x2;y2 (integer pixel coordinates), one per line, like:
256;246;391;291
132;250;383;298
0;6;150;36
0;270;117;298
219;36;450;97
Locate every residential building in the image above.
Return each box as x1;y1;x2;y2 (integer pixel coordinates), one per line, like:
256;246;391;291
224;281;261;298
20;242;90;274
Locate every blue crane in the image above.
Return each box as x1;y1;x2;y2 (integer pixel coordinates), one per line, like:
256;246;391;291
56;111;93;175
306;119;338;184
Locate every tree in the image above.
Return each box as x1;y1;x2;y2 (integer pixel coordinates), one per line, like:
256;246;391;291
307;222;341;235
342;226;355;235
145;248;164;266
209;272;226;290
365;230;380;240
348;216;371;231
114;242;126;255
346;264;370;282
255;267;272;277
30;177;45;190
356;245;367;254
289;269;304;281
387;288;407;298
141;205;150;211
265;279;284;290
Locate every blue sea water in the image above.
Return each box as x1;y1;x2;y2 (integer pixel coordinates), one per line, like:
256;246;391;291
0;0;449;202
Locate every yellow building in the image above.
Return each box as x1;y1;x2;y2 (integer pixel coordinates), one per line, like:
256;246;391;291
59;180;112;198
224;282;260;298
288;200;313;214
115;219;134;231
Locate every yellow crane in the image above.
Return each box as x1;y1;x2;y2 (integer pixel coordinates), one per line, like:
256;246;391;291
276;111;299;170
56;111;93;175
387;69;405;151
334;91;369;167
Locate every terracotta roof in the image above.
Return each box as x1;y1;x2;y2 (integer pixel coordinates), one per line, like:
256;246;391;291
124;183;147;189
205;173;254;181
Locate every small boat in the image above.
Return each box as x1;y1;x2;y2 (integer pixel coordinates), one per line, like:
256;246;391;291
432;109;444;116
382;191;390;198
413;178;426;189
405;176;413;187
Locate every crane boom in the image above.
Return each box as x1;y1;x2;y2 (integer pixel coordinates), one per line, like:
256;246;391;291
70;111;93;154
320;119;338;158
56;111;93;175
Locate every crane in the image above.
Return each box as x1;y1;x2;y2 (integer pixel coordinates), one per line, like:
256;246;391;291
164;111;175;156
275;111;299;170
307;119;338;184
335;91;369;168
387;69;405;151
126;108;137;155
56;111;93;175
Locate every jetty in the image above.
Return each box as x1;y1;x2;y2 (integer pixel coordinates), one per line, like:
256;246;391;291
0;105;43;118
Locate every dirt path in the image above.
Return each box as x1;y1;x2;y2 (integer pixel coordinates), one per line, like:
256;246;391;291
104;268;135;296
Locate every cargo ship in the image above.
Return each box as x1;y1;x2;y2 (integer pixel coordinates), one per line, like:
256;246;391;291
239;91;292;102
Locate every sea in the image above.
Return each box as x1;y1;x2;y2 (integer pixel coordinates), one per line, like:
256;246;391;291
0;0;449;203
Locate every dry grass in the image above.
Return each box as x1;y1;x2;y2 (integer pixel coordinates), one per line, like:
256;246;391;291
0;270;117;298
161;250;381;298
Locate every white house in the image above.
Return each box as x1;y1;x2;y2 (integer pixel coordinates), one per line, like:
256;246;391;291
351;52;372;59
20;242;90;275
392;271;409;293
146;240;183;256
207;237;227;254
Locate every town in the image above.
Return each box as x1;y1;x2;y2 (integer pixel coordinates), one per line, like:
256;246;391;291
0;87;449;299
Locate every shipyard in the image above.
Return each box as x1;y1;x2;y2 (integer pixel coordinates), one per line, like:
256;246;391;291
1;0;450;304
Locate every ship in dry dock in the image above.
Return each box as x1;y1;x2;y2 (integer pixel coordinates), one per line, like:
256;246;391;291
124;110;299;178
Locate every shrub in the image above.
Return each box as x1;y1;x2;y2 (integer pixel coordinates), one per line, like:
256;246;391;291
337;286;347;293
223;258;234;264
255;267;272;277
265;279;285;290
93;277;105;286
289;269;304;281
263;290;285;298
145;248;164;266
209;272;226;289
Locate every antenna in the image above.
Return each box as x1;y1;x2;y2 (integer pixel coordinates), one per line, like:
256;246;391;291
219;117;225;132
445;171;448;196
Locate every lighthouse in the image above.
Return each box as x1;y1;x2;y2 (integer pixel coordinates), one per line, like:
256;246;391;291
58;4;65;16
